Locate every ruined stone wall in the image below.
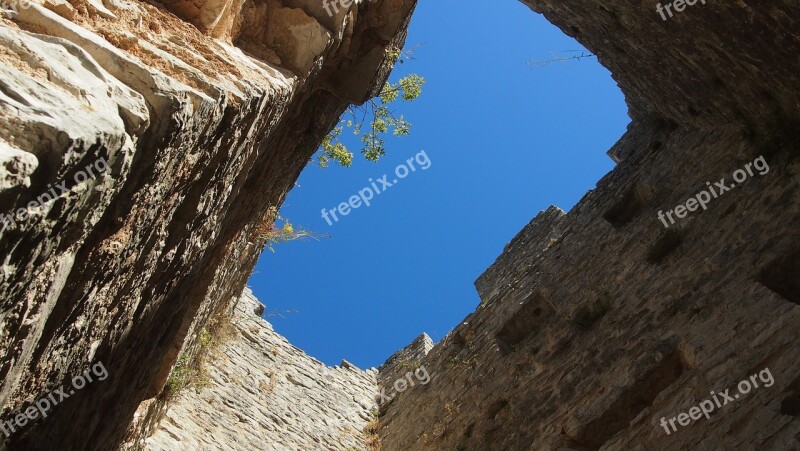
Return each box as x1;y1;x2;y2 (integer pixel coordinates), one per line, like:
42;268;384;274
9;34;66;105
379;128;800;450
1;0;799;450
138;288;380;451
377;1;800;449
0;0;416;449
520;0;800;129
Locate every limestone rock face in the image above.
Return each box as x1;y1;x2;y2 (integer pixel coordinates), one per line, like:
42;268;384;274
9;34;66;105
141;289;380;451
0;0;416;448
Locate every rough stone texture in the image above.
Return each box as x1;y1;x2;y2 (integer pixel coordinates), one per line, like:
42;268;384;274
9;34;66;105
0;0;416;448
521;0;800;129
377;333;433;392
376;1;800;449
130;289;437;451
141;288;380;451
2;0;799;450
380;138;800;450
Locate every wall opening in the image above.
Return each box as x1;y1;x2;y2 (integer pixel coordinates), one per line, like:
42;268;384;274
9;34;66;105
248;0;629;371
758;246;800;304
574;349;686;449
604;182;651;228
647;229;684;264
496;294;553;355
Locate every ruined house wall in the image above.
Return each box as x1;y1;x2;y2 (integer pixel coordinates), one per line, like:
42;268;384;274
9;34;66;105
379;127;800;451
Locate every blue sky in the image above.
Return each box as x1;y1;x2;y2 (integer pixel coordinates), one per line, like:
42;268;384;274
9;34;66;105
248;0;629;369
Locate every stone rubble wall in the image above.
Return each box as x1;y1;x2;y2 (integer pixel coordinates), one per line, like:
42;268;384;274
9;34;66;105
377;1;800;449
1;0;798;450
380;125;800;450
141;288;380;451
377;333;433;391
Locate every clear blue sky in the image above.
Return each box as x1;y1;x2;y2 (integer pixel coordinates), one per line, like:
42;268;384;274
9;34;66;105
248;0;629;369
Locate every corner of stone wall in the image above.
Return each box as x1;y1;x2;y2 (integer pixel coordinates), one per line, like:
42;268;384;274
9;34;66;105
378;333;434;387
475;205;566;306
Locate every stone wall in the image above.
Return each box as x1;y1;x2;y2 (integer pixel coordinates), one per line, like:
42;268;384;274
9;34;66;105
138;288;380;451
0;0;416;449
377;1;800;449
380;127;800;450
1;0;799;450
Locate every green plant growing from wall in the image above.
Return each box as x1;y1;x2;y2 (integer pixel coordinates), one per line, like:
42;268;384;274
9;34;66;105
163;309;237;400
254;206;329;252
317;45;425;168
395;357;421;371
363;410;381;451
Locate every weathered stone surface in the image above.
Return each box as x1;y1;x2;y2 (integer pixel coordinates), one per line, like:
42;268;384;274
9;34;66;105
141;288;380;451
520;0;800;129
378;333;432;391
376;1;800;448
0;0;416;448
380;137;800;450
1;0;798;450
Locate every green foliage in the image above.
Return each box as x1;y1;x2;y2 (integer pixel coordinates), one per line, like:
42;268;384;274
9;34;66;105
165;355;193;395
318;46;425;168
164;352;210;400
197;327;212;348
398;74;425;101
395;358;420;371
254;207;329;252
163;311;236;401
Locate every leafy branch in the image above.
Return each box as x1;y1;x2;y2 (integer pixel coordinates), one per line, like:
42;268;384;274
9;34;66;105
317;45;425;168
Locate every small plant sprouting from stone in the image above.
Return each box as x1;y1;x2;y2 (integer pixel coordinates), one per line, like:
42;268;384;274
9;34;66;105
262;307;299;319
255;207;329;252
317;44;425;168
164;354;206;399
448;344;476;370
163;309;236;401
396;358;420;371
364;410;381;451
